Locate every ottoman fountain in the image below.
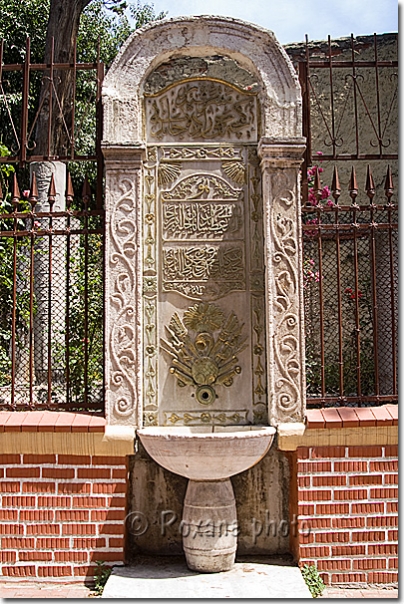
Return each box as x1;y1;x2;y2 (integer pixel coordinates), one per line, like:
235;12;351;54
138;425;275;571
102;15;306;576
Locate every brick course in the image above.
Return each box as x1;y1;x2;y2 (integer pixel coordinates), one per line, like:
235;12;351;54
0;454;127;581
296;445;398;586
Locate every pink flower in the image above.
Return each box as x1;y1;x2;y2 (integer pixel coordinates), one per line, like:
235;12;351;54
326;199;334;207
321;186;331;199
316;151;324;156
23;190;30;198
33;220;40;228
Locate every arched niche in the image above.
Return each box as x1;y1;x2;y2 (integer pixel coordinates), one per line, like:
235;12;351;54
101;16;306;437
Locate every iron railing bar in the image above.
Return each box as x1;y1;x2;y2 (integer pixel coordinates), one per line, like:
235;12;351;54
335;206;344;396
11;198;18;410
20;38;30;164
351;35;360;157
327;35;337;158
306;394;398;405
316;207;326;396
70;40;77;160
2;62;100;71
47;199;53;407
386;193;397;396
47;37;55;157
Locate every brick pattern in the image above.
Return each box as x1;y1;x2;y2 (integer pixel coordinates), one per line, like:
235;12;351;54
305;405;397;429
0;454;127;579
296;445;398;586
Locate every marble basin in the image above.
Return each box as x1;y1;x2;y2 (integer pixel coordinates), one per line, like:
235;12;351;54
137;425;276;573
137;425;276;481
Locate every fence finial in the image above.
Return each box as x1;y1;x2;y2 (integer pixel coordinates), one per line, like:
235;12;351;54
365;165;375;202
331;166;341;203
29;172;38;208
48;174;56;210
66;172;75;209
313;166;322;204
384;165;394;200
12;174;20;209
348;166;358;204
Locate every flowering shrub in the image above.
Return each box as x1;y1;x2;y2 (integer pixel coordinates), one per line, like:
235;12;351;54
303;258;320;288
307;167;334;207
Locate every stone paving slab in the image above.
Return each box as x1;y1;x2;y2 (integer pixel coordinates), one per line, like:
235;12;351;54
321;587;398;599
0;582;93;599
102;559;312;599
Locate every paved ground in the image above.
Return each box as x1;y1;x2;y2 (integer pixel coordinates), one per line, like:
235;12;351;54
101;559;312;598
321;587;398;599
0;580;398;599
0;582;94;599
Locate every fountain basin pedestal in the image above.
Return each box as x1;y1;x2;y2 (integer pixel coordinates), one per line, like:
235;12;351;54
137;426;276;573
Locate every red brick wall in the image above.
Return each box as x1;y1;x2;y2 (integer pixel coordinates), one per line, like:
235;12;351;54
295;445;398;585
0;454;128;581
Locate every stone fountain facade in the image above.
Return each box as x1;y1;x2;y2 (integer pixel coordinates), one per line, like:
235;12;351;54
102;16;306;563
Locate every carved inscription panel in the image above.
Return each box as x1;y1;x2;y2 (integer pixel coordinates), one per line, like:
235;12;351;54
143;78;266;427
145;79;258;143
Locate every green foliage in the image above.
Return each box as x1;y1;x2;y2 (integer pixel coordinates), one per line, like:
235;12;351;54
0;149;31;387
301;564;325;598
66;232;104;405
94;560;112;596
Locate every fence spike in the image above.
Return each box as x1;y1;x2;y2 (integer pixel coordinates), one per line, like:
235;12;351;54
11;174;20;209
66;172;75;207
348;166;358;203
384;165;394;200
48;174;56;209
313;166;322;204
365;165;375;201
331;165;341;202
29;171;38;208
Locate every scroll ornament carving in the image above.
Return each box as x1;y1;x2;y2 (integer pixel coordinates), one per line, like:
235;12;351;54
164;410;248;426
161;303;247;405
109;178;139;417
270;171;301;419
146;79;257;142
162;174;241;201
163;146;242;160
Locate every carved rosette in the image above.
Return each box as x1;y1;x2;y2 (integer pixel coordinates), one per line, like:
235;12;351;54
258;140;306;425
108;175;140;420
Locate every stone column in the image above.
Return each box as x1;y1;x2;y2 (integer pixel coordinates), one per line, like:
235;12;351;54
102;144;145;438
29;161;66;388
258;138;306;429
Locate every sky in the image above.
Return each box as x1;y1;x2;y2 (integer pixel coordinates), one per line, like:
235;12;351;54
148;0;398;44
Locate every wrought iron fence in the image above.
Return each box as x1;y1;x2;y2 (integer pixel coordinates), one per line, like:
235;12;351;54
0;172;104;412
302;164;397;407
0;34;398;412
0;37;104;412
297;33;398;406
0;37;104;198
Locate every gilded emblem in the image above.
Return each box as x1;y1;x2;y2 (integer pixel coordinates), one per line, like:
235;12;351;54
161;303;247;405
